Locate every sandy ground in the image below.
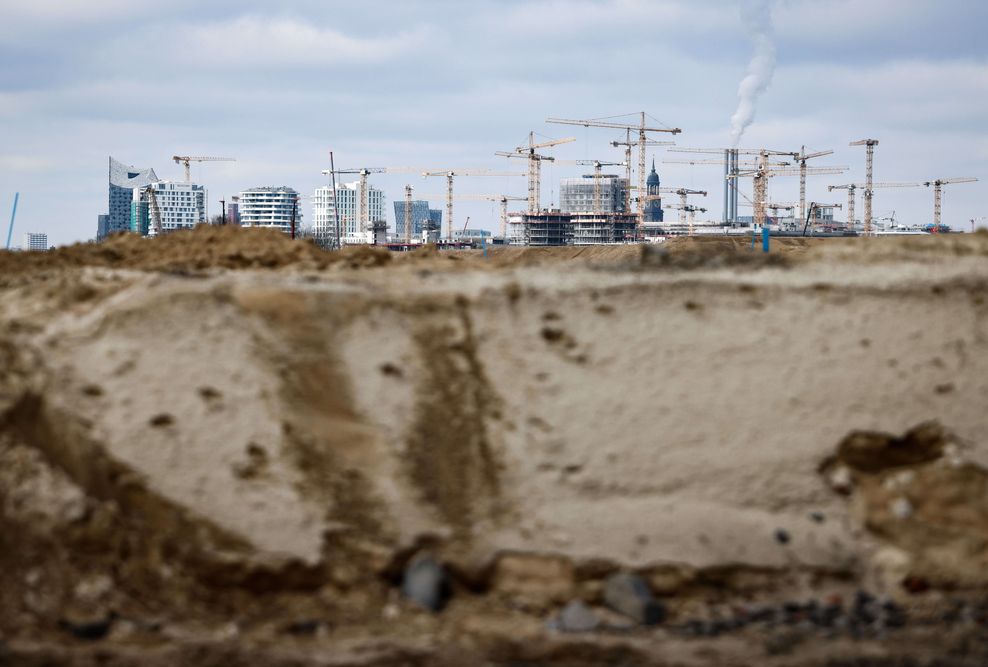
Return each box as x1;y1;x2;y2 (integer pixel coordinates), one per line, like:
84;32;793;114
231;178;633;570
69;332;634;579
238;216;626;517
1;226;988;665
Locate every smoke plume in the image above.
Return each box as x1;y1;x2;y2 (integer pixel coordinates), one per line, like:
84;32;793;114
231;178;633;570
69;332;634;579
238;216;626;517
729;0;777;147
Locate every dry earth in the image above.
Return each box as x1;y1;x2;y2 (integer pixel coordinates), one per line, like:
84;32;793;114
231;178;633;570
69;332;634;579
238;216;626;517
1;226;988;665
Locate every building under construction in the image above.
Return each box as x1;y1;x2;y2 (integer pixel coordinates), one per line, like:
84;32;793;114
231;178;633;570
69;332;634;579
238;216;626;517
508;210;638;246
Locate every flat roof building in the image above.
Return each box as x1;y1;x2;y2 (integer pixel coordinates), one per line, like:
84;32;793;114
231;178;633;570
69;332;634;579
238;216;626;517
240;187;300;235
133;181;207;236
21;232;48;251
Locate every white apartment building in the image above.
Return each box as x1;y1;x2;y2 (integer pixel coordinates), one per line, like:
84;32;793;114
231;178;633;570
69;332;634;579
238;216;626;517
133;181;207;236
312;181;386;245
21;232;48;251
239;186;301;235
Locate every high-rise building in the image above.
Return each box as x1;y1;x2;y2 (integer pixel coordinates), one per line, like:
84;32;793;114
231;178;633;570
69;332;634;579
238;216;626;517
644;160;664;223
559;174;629;214
21;232;47;251
226;197;240;226
311;181;386;245
393;199;432;239
239;187;301;235
132;181;207;236
99;157;158;240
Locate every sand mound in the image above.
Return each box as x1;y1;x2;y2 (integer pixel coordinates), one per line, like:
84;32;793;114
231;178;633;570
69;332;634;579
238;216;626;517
2;229;988;664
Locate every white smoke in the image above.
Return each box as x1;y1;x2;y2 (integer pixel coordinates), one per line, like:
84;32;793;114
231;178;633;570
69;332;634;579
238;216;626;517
729;0;777;147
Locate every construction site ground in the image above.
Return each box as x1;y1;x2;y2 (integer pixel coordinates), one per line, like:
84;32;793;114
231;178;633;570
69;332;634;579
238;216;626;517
2;226;988;666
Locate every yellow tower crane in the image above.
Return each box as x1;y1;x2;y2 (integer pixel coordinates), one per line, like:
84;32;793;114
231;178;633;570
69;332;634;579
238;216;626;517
827;182;922;233
611;132;675;213
849;139;879;235
421;169;524;241
547;113;682;231
496;133;575;214
923;177;978;231
172;155;235;184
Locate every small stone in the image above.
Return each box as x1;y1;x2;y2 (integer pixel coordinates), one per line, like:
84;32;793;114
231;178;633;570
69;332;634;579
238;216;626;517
809;512;825;523
602;572;665;626
74;574;114;603
890;497;913;519
554;600;599;633
401;553;449;612
828;465;854;494
774;528;791;545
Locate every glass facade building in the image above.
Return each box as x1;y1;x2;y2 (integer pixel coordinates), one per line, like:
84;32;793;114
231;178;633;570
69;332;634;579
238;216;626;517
98;157;158;241
393;199;432;238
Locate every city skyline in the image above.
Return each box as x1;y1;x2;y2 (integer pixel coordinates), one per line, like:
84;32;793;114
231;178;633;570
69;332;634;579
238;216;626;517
1;0;986;245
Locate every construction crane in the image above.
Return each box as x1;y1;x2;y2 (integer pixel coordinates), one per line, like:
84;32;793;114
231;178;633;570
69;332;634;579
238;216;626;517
403;185;414;243
568;159;626;214
172;156;235;184
665;149;792;226
418;193;527;238
827;182;921;233
142;184;163;236
496;133;575;214
849;139;879;235
657;187;707;225
663;203;707;236
320;167;387;235
547;113;682;229
611;131;675;213
801;202;843;236
729;151;844;231
923;177;978;231
421;169;524;240
792;147;839;222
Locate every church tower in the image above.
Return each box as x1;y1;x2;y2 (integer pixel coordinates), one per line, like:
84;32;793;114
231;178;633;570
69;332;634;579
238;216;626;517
644;159;664;223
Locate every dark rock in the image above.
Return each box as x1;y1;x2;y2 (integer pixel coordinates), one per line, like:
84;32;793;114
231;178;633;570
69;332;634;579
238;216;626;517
401;553;449;612
881;599;907;628
602;572;665;626
902;575;930;594
774;528;791;545
809;511;826;523
283;619;321;636
59;616;114;641
554;601;599;633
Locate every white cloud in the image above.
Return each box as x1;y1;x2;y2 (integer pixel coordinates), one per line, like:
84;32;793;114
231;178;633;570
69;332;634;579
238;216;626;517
172;16;432;68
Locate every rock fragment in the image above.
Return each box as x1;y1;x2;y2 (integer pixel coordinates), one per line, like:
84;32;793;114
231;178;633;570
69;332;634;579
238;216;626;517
401;553;449;612
602;572;664;626
550;600;600;633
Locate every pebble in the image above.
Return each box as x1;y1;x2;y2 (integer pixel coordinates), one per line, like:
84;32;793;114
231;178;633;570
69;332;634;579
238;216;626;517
774;528;791;545
890;497;913;519
401;553;449;612
602;572;665;626
552;600;600;633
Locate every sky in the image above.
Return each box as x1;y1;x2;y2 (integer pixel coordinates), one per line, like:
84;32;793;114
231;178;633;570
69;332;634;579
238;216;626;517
0;0;986;246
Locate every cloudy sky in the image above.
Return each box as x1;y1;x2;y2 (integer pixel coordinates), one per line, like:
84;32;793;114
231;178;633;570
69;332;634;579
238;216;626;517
1;0;986;245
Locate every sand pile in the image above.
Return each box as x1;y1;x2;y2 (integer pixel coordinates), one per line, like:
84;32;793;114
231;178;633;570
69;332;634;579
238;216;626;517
1;228;988;664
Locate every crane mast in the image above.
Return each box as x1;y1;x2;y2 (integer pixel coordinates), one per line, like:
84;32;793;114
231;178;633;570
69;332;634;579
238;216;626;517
850;139;879;235
404;185;414;243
